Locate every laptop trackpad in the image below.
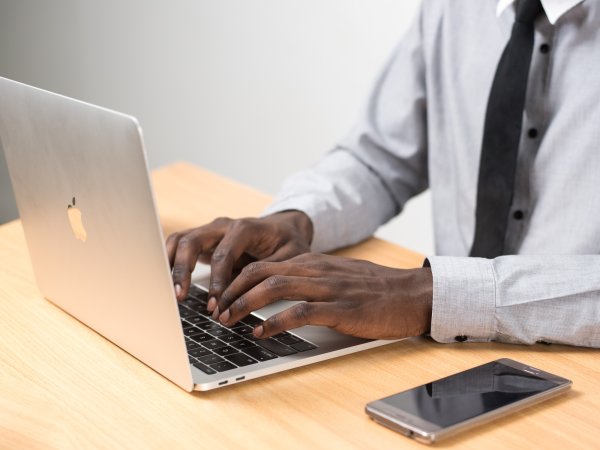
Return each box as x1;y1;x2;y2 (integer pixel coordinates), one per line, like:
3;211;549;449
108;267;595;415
254;300;302;318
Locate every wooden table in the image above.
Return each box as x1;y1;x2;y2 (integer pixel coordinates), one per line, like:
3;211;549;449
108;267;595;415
0;162;598;449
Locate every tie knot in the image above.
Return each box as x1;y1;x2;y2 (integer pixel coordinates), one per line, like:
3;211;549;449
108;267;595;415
516;0;543;24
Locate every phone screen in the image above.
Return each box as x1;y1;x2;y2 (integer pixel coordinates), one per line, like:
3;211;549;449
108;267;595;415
379;361;561;428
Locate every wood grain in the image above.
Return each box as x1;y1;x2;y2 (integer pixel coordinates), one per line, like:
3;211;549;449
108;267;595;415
0;162;597;449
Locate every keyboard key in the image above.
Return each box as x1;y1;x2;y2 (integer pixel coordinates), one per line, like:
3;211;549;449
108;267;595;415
207;328;233;338
183;298;203;309
242;346;278;361
193;361;217;375
256;338;297;356
244;333;261;342
181;321;195;330
190;348;211;358
276;335;302;345
186;340;202;351
202;339;228;350
225;353;257;367
232;325;254;335
241;315;263;326
221;334;244;343
188;285;208;300
187;329;206;338
210;361;237;372
190;333;214;343
193;305;211;316
183;298;209;314
187;316;210;326
291;341;317;352
197;321;222;331
179;309;196;319
198;354;225;365
213;346;239;356
184;327;202;337
230;339;255;349
189;307;209;317
272;332;290;338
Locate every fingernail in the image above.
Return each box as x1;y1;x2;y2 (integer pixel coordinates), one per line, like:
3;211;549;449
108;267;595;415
254;325;264;338
175;284;182;299
207;297;217;312
211;306;220;320
219;309;230;324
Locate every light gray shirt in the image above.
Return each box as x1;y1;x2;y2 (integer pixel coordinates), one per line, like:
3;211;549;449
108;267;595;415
264;0;600;348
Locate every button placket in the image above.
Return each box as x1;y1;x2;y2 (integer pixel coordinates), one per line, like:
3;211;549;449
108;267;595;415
504;24;553;254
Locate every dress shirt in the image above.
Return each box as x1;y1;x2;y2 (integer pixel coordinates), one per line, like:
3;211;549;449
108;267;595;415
263;0;600;347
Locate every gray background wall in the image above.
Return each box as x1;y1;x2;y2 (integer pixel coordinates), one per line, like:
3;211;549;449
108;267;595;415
0;0;433;255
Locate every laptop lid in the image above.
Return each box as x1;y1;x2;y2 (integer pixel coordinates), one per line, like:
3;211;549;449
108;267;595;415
0;77;194;391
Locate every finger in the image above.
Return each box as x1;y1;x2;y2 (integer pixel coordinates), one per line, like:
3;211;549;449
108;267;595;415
166;230;189;267
171;228;224;300
207;221;258;313
260;242;307;263
218;261;275;313
199;250;253;269
219;275;332;326
255;302;338;338
220;255;328;312
232;253;256;273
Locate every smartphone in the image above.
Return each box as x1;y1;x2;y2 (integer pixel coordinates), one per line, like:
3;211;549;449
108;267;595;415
365;358;572;444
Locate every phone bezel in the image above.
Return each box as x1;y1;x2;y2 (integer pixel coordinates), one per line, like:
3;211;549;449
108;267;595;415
365;358;572;443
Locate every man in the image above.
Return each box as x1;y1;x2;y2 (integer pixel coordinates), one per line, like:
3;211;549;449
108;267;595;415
167;0;600;347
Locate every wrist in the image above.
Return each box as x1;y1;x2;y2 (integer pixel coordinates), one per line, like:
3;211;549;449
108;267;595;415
419;267;433;333
273;210;314;247
405;267;433;335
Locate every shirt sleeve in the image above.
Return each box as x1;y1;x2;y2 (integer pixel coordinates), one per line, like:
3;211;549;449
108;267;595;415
263;4;429;253
428;255;600;348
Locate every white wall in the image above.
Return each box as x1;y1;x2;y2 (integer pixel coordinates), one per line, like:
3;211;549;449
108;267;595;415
0;0;433;255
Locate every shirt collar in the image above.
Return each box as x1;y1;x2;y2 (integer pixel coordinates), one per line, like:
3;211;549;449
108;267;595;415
497;0;584;24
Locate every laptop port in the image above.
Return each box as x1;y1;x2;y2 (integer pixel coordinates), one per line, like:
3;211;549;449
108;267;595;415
218;381;228;386
236;376;245;381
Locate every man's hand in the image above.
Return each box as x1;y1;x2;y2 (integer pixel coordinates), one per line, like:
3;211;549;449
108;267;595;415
166;211;313;309
213;253;433;340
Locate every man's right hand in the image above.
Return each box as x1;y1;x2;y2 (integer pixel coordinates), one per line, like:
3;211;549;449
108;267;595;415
165;210;313;316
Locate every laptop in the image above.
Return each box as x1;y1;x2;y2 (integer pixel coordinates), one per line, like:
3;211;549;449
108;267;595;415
0;76;400;391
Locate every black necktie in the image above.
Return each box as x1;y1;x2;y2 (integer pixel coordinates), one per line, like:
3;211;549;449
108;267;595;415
469;0;543;258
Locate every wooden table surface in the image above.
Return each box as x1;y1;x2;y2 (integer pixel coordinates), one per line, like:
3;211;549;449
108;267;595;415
0;162;598;449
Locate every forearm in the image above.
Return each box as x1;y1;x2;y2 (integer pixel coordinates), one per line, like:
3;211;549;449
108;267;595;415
263;149;398;252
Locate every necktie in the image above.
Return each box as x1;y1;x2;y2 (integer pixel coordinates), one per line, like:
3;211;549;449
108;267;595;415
469;0;544;258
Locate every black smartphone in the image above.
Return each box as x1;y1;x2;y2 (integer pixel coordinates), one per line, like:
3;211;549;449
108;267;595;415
365;358;572;444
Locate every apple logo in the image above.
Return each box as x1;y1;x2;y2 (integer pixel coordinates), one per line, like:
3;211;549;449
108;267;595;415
67;197;87;242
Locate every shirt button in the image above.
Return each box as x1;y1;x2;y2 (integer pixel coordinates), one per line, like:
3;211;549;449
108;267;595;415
528;128;539;139
513;210;524;220
540;43;551;54
454;335;468;342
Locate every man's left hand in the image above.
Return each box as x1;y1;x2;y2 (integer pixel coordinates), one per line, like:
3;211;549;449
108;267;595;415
210;253;433;340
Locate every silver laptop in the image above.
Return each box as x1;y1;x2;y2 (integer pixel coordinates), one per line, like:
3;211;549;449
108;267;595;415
0;76;399;391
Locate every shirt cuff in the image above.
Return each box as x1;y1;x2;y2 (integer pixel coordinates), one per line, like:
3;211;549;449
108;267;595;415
427;256;497;343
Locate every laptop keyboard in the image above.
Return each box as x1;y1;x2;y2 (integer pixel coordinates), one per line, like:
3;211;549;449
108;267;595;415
180;285;318;375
